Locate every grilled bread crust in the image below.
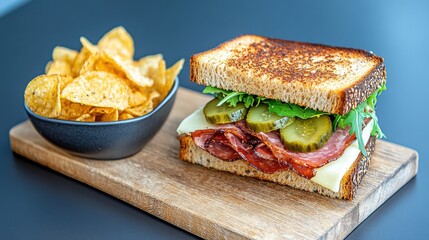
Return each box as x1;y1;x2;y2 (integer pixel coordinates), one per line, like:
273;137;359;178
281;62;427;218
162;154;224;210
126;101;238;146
190;35;386;115
179;135;376;200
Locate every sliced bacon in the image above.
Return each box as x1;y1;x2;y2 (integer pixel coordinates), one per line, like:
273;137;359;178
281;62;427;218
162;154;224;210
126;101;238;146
216;123;249;141
211;132;232;146
191;129;216;149
225;133;288;173
190;119;357;179
206;141;241;161
236;120;355;167
235;121;355;178
235;120;254;136
289;163;315;179
254;143;277;161
191;129;240;161
254;142;316;178
256;128;354;168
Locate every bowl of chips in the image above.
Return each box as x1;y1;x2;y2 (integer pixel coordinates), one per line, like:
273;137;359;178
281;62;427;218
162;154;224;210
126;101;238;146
23;27;183;159
24;78;178;159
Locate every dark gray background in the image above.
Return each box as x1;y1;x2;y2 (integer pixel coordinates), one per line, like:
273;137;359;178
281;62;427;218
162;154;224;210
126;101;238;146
1;0;427;239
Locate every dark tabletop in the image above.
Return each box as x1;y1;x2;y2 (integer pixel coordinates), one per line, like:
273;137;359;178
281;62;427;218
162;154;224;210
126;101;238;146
1;0;428;239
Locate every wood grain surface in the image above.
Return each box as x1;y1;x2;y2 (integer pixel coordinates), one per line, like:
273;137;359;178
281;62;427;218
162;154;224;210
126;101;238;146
10;88;418;240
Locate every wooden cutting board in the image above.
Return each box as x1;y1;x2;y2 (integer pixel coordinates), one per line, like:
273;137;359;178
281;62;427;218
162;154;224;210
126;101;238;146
10;88;418;240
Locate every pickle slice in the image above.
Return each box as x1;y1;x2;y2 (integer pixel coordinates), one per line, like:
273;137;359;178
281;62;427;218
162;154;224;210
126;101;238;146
203;98;247;124
280;115;332;152
246;104;294;132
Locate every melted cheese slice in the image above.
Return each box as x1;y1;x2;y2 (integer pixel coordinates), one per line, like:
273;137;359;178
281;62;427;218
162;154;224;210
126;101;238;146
177;107;216;135
177;108;373;193
311;120;373;192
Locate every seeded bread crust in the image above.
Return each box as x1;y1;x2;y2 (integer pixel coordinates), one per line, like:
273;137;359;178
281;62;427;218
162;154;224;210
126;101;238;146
179;135;376;200
190;35;386;115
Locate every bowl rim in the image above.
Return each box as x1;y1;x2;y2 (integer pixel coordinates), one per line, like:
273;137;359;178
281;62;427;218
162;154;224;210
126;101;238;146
24;77;179;126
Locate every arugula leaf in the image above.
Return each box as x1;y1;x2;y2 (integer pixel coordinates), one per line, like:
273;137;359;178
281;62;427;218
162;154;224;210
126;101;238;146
218;91;242;106
366;110;385;138
266;100;327;119
202;86;265;108
335;104;367;155
332;84;387;156
202;86;229;95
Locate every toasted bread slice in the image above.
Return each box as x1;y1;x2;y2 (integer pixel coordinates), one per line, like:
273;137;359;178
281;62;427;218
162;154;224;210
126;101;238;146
190;35;386;115
179;135;376;200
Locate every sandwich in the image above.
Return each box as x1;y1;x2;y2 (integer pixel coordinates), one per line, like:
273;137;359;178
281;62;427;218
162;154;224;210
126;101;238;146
177;35;386;200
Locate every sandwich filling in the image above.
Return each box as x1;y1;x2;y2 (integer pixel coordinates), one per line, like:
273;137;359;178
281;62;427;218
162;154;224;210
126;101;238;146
177;84;385;191
177;108;373;192
189;119;358;178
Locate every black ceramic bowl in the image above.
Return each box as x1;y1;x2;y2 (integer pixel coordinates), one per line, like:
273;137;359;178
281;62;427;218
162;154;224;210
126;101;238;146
25;78;179;160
